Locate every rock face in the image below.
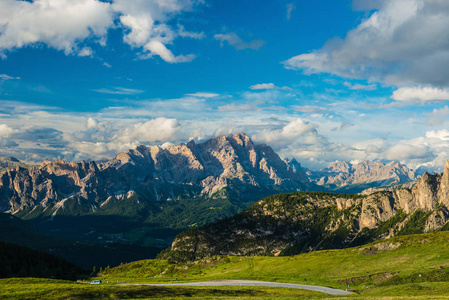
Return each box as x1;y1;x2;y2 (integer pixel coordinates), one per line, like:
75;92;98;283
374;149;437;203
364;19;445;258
161;160;449;263
0;133;311;215
306;160;418;193
0;157;32;173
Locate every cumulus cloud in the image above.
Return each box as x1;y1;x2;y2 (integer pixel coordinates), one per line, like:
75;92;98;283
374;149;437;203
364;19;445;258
0;124;15;137
121;117;180;143
392;87;449;102
284;0;449;89
252;118;318;148
0;0;202;62
112;0;200;63
0;0;113;56
214;32;265;50
249;83;292;91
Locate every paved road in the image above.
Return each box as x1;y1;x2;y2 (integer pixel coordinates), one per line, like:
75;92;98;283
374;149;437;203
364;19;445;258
132;280;353;295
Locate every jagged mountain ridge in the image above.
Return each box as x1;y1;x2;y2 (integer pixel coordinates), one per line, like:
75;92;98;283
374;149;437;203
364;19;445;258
304;160;419;193
0;157;32;173
160;160;449;263
0;133;311;216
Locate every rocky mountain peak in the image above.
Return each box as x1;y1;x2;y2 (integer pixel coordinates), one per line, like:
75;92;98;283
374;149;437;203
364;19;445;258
308;160;418;193
324;161;351;173
0;133;312;214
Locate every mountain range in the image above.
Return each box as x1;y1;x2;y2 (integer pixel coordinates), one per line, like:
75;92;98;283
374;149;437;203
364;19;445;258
0;133;426;266
303;160;419;193
161;160;449;262
0;133;312;253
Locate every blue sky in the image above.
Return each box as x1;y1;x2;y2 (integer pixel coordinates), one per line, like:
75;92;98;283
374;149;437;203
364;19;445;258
1;0;449;171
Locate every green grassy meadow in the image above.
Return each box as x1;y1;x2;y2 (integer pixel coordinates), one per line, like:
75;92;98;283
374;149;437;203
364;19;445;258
96;231;449;298
4;231;449;298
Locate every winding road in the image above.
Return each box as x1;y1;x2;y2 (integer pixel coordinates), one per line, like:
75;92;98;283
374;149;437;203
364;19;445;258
130;280;353;295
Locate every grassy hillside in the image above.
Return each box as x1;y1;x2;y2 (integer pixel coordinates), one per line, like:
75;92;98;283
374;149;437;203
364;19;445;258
97;230;449;297
2;231;449;298
0;278;322;299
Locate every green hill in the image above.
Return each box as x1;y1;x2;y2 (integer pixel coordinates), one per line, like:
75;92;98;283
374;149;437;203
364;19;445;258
97;230;449;297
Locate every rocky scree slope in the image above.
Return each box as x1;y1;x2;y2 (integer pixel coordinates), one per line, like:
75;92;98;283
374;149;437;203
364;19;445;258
161;160;449;263
306;160;418;193
0;133;311;222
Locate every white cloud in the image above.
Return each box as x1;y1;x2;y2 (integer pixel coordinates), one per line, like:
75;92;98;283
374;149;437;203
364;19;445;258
144;40;195;63
392;87;449;102
0;0;202;62
249;83;292;91
426;129;449;141
78;47;93;57
250;83;275;90
284;0;449;89
121;117;180;143
0;74;20;80
384;142;430;161
252;118;318;148
0;124;15;137
185;92;219;98
214;32;265;50
0;0;113;56
86;117;101;130
112;0;199;63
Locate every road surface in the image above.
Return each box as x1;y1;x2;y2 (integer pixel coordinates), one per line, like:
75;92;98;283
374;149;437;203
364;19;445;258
130;280;353;295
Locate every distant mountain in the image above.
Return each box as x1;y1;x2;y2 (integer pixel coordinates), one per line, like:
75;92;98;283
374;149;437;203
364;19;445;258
0;157;32;173
0;133;314;249
160;160;449;263
303;160;419;193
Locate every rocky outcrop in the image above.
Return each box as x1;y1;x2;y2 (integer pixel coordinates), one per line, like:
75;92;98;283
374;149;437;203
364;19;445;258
161;160;449;262
306;160;418;193
0;133;312;215
0;157;32;172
